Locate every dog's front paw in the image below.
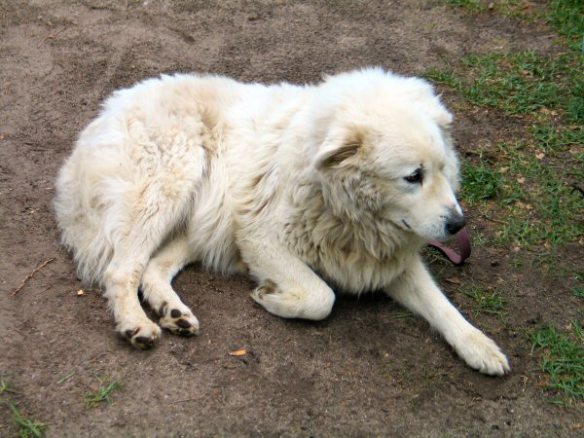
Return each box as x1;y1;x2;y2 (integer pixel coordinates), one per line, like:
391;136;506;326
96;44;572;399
158;302;200;336
456;329;510;376
251;279;335;320
119;320;162;350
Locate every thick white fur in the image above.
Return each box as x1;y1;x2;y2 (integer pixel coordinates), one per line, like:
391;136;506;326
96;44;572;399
55;68;509;375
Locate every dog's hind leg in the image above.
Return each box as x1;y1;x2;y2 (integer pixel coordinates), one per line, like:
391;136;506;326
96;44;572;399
385;255;510;376
141;234;200;336
103;201;193;349
103;156;206;349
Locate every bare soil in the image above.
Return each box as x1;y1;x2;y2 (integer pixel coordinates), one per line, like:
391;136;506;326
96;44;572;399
1;1;582;436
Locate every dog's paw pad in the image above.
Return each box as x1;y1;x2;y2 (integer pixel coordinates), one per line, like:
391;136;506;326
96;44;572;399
120;323;161;350
159;306;200;336
176;318;192;328
133;335;156;349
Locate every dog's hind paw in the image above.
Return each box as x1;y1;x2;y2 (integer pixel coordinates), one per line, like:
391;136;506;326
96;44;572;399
457;329;511;376
158;303;200;337
119;320;162;350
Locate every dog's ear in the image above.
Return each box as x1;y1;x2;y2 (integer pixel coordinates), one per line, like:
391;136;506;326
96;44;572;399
405;78;453;128
314;126;365;169
424;100;453;128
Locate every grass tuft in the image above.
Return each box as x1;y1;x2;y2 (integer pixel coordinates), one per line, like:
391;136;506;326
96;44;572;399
460;285;507;318
446;0;525;17
459;137;582;252
0;380;12;395
85;378;122;408
574;273;584;300
547;0;584;50
1;380;46;438
532;322;584;404
447;0;482;12
5;402;47;438
531;124;584;154
461;159;503;205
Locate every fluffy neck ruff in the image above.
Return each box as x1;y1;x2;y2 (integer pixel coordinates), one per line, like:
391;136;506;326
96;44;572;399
284;177;425;292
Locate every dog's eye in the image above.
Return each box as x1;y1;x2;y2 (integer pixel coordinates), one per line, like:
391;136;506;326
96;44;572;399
404;168;423;184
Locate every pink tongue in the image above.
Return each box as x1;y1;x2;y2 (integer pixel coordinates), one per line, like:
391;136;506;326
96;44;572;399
428;228;471;265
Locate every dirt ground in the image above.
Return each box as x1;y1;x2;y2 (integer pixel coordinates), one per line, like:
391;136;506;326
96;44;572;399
1;0;582;436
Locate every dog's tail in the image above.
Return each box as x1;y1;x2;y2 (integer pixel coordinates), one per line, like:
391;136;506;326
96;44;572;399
54;146;115;287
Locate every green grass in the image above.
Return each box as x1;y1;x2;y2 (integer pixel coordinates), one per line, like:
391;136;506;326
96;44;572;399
446;0;524;16
532;321;584;404
427;51;582;120
447;0;482;12
531;124;584;155
1;380;46;438
494;140;582;249
470;229;487;248
424;67;461;88
459;285;507;318
460;159;503;205
0;380;12;395
440;0;583;408
547;0;584;50
85;378;122;408
389;309;416;321
433;46;584;250
447;0;584;50
460;139;582;252
439;0;584;123
57;371;75;385
5;402;47;438
574;272;584;300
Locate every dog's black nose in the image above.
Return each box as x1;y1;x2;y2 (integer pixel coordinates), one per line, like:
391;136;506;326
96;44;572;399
445;211;466;236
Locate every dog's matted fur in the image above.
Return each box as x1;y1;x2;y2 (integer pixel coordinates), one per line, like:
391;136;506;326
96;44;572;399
55;68;510;375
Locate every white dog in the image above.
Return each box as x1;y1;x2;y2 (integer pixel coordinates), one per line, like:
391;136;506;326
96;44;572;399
55;68;510;375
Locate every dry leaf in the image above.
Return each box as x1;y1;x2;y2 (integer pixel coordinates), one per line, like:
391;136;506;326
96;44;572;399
229;348;247;357
535;151;545;160
445;276;462;285
515;201;533;211
77;289;85;296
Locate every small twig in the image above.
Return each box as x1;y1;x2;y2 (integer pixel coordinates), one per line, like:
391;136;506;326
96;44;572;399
40;285;52;293
171;397;200;404
482;215;507;226
38;27;66;48
11;258;55;296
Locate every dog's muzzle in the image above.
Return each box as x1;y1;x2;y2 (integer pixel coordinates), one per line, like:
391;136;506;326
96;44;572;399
445;210;466;236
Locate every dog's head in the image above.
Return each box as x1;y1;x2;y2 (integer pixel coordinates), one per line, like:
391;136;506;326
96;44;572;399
311;68;464;242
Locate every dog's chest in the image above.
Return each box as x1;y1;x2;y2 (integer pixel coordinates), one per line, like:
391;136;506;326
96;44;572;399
283;209;412;293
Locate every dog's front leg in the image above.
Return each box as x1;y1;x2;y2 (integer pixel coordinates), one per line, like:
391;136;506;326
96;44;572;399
385;255;510;375
239;238;335;320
